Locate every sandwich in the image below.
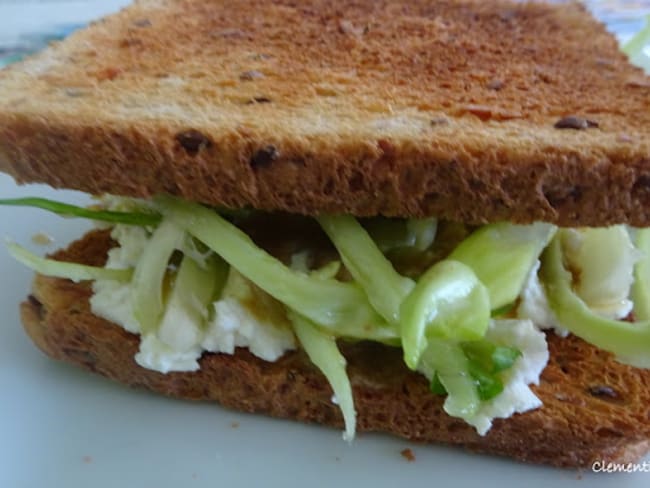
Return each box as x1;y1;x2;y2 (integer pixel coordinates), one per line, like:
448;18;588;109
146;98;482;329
1;0;650;468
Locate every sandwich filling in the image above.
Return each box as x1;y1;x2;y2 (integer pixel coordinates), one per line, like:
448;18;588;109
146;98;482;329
4;195;650;439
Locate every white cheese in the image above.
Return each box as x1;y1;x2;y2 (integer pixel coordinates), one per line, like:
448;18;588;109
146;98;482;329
91;225;295;373
202;269;296;362
90;225;150;334
517;260;569;337
90;279;140;334
202;296;296;362
561;227;637;320
135;334;202;373
464;319;549;435
106;225;150;268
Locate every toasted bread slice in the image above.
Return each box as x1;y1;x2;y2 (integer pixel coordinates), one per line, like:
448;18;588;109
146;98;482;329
20;229;650;467
1;0;650;226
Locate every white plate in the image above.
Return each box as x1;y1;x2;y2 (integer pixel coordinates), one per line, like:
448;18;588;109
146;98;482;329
1;1;650;487
2;175;649;488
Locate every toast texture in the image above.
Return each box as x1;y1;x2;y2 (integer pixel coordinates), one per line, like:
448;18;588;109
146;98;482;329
2;0;650;226
20;229;650;467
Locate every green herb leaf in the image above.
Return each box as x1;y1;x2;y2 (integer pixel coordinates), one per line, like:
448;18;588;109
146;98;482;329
427;340;521;403
422;340;481;418
467;360;505;401
429;373;447;395
491;346;522;373
462;341;521;374
0;197;161;226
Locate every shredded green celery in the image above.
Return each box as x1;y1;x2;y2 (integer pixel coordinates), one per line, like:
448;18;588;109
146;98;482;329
318;215;414;323
157;197;397;342
399;259;490;369
7;242;133;282
449;222;556;310
158;254;227;349
310;261;341;280
0;197;161;226
132;220;185;335
623;15;650;72
559;227;637;313
428;341;521;401
362;217;436;253
407;218;438;251
541;237;650;368
632;228;650;321
421;340;480;418
180;235;215;269
290;312;356;441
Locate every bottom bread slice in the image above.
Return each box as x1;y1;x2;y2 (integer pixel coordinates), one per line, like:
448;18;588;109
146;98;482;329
20;230;650;468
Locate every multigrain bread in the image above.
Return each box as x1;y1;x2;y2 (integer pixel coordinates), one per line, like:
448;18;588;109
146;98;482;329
4;0;650;469
2;0;650;226
21;229;650;468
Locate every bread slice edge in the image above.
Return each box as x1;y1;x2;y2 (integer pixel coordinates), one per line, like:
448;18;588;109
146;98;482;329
17;229;650;468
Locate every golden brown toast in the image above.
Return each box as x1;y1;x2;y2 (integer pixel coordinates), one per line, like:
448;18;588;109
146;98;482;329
21;229;650;467
1;0;650;226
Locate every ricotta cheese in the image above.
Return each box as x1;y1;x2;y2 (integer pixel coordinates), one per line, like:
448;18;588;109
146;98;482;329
464;319;549;435
517;260;568;337
91;224;296;374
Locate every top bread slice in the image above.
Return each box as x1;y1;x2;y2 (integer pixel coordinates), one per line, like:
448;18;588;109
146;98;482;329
1;0;650;226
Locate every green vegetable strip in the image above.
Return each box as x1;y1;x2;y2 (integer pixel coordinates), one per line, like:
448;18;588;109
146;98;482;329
132;220;185;335
466;362;503;401
7;242;133;282
317;215;415;324
362;219;415;252
290;312;356;441
0;197;161;226
400;259;490;369
632;228;650;321
623;15;650;72
450;222;556;310
422;340;480;418
362;217;437;253
559;227;636;310
428;340;521;402
468;343;520;374
158;254;225;349
310;261;341;280
541;237;650;368
406;218;438;251
158;197;396;341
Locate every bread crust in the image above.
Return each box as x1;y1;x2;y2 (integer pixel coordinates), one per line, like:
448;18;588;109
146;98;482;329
2;0;650;225
20;230;650;467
